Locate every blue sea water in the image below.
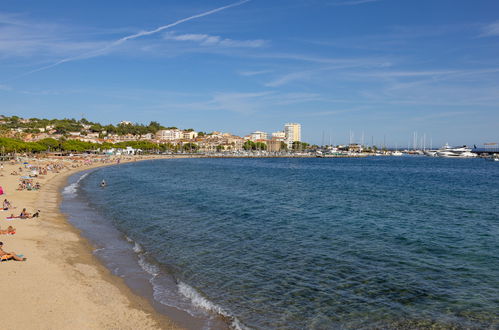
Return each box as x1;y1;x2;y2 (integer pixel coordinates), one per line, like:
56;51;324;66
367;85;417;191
63;157;499;329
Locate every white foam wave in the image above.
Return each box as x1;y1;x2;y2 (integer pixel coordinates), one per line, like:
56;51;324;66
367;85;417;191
138;255;160;276
133;242;143;253
178;282;247;330
62;182;78;196
77;172;89;183
62;172;89;197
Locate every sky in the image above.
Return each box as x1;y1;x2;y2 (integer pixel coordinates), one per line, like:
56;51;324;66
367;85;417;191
1;0;498;147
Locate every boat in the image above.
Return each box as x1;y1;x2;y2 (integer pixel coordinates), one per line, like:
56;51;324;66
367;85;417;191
424;150;438;157
435;144;477;158
392;151;403;156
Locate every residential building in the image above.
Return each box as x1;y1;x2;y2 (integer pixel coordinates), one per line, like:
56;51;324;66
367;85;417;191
183;131;198;140
272;131;286;140
250;131;268;141
284;123;301;148
156;129;182;141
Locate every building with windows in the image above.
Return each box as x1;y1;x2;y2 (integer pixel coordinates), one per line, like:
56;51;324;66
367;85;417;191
155;129;182;141
284;123;301;148
271;131;286;140
183;131;198;140
249;131;268;141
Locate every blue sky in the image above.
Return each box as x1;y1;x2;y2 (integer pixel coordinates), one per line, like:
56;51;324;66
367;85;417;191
1;0;498;146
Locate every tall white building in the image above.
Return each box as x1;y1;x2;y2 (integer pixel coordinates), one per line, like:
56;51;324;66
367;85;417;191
284;123;301;148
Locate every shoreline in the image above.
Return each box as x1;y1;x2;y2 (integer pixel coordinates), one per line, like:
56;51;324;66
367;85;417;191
0;156;185;329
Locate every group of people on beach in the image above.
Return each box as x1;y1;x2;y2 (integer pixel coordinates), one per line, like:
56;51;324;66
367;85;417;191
0;160;50;262
17;179;41;191
0;195;24;261
0;155;139;263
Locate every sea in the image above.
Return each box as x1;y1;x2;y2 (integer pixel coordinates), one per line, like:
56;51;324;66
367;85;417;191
61;156;499;329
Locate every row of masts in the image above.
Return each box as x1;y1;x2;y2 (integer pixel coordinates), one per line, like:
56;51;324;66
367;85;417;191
320;130;434;151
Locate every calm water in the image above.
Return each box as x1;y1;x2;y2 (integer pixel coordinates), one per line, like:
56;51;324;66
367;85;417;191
63;157;499;329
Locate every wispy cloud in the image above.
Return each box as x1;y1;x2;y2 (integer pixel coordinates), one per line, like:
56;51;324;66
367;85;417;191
7;0;251;81
481;21;499;37
238;70;272;76
164;32;266;48
265;71;313;87
331;0;381;6
411;111;472;122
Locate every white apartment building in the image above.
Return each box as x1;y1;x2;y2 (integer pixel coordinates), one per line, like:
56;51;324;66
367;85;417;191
183;131;198;140
284;123;301;148
156;129;182;141
250;131;268;141
272;131;286;140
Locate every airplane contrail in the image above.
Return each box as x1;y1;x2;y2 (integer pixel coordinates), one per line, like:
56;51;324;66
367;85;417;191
9;0;250;81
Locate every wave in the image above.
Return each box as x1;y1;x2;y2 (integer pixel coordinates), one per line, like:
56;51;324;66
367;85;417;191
133;242;143;253
178;282;247;330
62;172;89;197
125;235;246;329
137;255;160;276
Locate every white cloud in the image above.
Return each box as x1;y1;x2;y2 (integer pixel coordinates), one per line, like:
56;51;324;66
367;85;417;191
164;32;266;48
238;70;272;76
265;71;313;87
481;21;499;37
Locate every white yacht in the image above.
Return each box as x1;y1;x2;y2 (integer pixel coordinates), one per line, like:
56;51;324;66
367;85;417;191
392;151;403;156
424;150;438;157
436;144;477;158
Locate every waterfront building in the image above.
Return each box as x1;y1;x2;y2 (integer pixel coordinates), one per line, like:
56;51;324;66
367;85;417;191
250;131;268;141
284;123;301;148
267;139;282;152
272;131;286;140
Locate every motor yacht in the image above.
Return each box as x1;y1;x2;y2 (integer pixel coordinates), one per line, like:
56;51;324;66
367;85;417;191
436;144;477;158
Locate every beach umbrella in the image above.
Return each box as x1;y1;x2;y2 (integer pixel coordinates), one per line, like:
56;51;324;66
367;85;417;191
20;176;31;179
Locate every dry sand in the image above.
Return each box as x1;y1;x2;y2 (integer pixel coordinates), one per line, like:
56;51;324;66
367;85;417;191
0;156;183;330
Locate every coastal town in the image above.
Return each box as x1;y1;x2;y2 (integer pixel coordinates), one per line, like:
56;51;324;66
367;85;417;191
1;115;498;160
0;115;307;154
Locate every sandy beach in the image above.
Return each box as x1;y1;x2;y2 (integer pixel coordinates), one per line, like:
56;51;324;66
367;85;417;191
0;155;182;330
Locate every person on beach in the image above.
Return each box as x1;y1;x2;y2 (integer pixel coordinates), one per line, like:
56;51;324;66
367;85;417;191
19;208;31;219
0;226;16;235
3;199;11;210
0;242;25;261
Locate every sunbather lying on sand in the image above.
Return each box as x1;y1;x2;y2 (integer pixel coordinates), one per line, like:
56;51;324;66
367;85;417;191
19;208;31;219
16;209;40;219
0;226;15;234
0;241;26;261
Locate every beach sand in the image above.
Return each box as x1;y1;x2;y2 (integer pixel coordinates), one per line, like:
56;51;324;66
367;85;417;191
0;156;182;330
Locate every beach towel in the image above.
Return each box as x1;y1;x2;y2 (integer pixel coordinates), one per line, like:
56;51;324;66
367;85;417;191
0;186;3;195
